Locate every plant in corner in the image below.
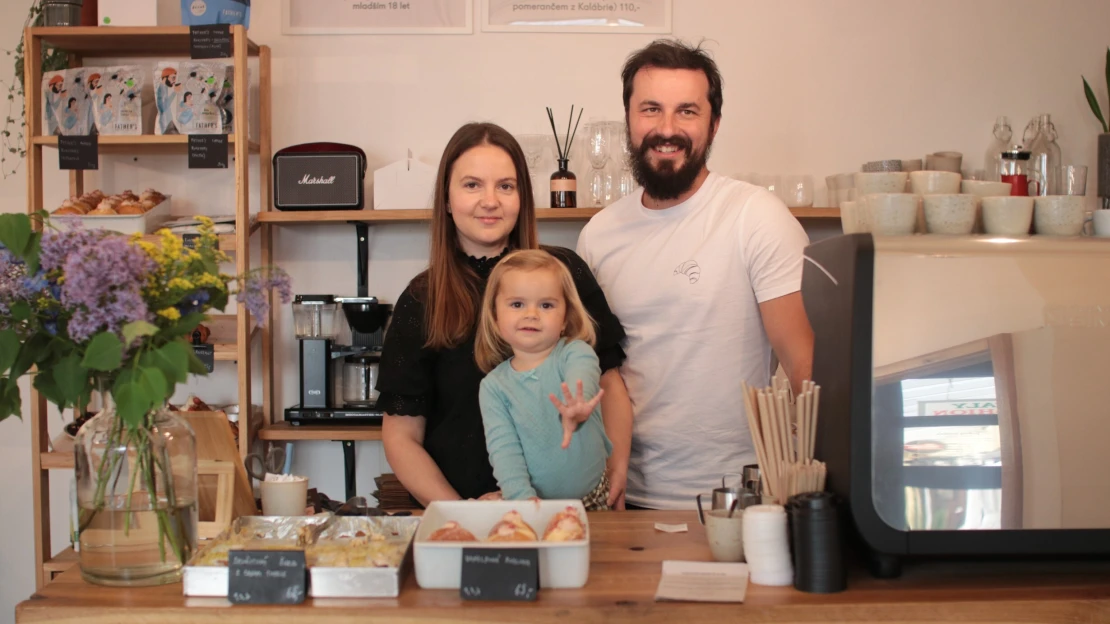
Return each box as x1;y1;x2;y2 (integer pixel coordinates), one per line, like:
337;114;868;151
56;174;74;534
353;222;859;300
0;214;291;586
1081;46;1110;208
1;0;70;178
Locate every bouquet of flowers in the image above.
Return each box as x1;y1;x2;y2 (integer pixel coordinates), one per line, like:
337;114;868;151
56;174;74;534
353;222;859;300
0;211;290;584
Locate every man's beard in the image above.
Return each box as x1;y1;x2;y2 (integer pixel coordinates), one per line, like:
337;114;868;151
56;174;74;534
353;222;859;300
628;131;712;201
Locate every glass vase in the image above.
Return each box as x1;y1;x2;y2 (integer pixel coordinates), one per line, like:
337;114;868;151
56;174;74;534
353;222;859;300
74;407;198;586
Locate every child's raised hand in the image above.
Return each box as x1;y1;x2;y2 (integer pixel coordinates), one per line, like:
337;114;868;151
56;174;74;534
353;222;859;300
549;380;605;450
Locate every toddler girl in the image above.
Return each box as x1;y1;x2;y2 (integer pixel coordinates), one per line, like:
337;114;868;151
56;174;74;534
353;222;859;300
475;249;613;510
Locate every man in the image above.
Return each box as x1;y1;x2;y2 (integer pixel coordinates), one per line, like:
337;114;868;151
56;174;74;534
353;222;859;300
576;40;813;510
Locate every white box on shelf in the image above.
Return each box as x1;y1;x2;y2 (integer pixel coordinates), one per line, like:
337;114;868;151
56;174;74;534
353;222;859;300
373;157;436;210
98;0;180;26
413;499;590;589
51;196;173;236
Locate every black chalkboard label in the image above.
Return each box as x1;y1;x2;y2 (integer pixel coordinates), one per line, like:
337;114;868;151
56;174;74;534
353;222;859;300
182;233;201;250
193;343;215;373
228;550;307;605
58;136;98;170
188;134;228;169
190;24;233;60
459;548;539;602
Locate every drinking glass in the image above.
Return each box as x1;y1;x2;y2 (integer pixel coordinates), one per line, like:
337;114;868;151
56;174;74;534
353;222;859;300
517;134;551;207
1057;165;1088;196
780;174;814;208
585;122;612;207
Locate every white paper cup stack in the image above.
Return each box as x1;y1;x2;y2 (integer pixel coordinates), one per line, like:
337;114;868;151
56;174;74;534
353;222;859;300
742;504;794;586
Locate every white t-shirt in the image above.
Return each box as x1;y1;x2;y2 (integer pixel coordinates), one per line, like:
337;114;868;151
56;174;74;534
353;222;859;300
576;172;809;509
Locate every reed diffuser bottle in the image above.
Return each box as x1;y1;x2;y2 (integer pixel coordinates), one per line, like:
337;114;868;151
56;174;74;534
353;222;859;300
547;105;583;208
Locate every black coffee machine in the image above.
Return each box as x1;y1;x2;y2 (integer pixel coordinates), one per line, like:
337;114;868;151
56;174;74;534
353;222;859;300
285;224;391;426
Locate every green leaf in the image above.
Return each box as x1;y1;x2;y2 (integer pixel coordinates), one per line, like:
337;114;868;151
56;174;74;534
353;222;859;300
22;231;41;275
10;333;49;378
139;366;168;403
121;320;159;346
33;369;65;408
53;354;87;406
112;371;152;428
0;213;31;261
140;341;190;386
1084;77;1109;133
0;329;18;374
186;348;210;376
81;332;123;372
9;301;30;322
0;377;21;421
160;312;206;340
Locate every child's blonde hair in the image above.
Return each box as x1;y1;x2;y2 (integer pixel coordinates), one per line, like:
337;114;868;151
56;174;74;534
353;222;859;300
475;249;596;373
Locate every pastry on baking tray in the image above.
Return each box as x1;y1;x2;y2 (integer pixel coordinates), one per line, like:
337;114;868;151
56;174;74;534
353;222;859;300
542;506;586;542
487;510;538;542
88;204;118;215
427;521;477;542
117;201;144;215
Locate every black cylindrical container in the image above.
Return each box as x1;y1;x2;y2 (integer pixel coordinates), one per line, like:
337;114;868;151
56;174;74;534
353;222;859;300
551;158;577;208
788;492;846;593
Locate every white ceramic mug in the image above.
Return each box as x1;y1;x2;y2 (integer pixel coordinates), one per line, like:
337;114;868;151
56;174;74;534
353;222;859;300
260;478;309;516
1034;196;1087;236
910;170;962;195
981;196;1034;236
866;193;919;236
923;194;978;234
854;172;909;196
961;180;1012;198
705;509;744;562
1093;210;1110;238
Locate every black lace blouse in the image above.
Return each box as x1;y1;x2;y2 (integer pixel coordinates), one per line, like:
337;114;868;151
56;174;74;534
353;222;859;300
375;245;626;500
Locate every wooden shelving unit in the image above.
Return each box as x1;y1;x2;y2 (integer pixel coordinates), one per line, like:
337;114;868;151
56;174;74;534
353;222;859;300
257;206;840;225
24;25;272;590
259;422;383;442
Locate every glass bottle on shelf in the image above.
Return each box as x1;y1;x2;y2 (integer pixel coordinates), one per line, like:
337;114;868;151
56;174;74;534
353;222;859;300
551;158;577;208
983;116;1012;182
1024;114;1061;195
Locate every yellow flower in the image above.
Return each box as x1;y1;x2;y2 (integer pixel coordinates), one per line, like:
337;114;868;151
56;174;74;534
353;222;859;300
157;307;182;322
195;273;225;289
168;278;194;292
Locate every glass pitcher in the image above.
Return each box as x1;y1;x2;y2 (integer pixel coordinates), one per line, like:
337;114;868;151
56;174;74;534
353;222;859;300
999;147;1044;197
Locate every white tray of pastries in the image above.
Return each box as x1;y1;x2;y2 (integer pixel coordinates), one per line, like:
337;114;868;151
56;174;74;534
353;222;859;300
51;188;172;235
414;500;590;589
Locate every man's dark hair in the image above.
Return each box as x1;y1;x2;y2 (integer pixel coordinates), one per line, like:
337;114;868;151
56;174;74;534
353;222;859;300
621;39;723;121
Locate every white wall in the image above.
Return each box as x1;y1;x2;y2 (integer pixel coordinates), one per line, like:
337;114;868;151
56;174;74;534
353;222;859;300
3;0;1110;619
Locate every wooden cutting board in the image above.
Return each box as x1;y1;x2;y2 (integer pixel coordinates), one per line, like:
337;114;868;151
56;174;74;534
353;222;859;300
181;411;257;520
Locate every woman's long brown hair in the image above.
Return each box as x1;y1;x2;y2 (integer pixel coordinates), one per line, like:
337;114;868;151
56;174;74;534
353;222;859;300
424;122;539;350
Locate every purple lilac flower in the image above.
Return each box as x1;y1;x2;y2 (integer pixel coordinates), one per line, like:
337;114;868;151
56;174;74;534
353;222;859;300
0;247;29;316
238;268;292;327
60;235;156;343
39;228;108;273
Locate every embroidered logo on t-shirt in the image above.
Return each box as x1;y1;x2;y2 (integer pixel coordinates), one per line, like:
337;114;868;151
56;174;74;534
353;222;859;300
673;260;701;284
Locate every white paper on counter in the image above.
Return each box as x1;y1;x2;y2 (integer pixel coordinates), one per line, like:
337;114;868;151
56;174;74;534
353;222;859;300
654;523;688;533
654;560;749;603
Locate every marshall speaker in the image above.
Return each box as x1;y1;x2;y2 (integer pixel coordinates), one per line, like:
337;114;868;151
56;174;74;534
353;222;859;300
274;142;367;211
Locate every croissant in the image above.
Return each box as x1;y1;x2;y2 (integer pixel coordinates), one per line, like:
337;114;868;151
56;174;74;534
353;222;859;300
542;506;586;542
53;206;83;215
487;510;538;542
428;521;477;542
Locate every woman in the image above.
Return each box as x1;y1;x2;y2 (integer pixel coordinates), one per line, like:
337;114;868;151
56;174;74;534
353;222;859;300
377;122;633;508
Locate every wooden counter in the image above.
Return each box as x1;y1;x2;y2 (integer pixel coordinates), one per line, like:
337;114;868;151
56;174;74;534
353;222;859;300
16;511;1110;623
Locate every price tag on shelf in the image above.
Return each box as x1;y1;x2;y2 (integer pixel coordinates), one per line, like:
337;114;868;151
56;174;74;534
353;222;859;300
193;343;215;373
228;550;307;605
459;547;538;602
188;134;228;169
182;233;201;250
58;136;98;170
190;24;233;59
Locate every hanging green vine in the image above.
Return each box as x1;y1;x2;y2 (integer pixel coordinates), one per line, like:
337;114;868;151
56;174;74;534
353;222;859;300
2;1;71;178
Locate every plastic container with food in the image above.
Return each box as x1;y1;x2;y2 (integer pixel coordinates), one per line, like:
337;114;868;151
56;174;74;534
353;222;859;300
414;499;590;589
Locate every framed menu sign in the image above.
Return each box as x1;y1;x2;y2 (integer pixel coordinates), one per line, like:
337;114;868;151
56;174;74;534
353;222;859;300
282;0;473;35
481;0;671;33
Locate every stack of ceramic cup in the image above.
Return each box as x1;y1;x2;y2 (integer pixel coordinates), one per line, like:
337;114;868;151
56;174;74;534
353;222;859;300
742;504;794;586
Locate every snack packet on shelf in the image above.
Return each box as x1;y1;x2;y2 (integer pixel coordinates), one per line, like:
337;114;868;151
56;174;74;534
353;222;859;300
89;65;144;135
